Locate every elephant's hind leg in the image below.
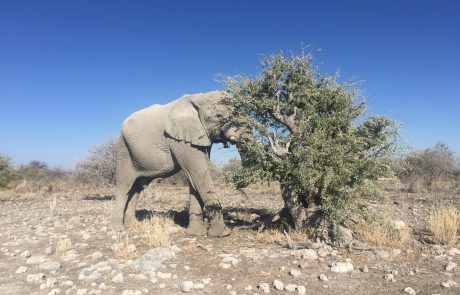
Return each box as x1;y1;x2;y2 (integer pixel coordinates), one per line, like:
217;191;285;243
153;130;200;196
123;177;152;228
185;187;207;236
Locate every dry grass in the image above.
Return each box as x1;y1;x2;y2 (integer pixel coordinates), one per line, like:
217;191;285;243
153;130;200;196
234;211;258;223
429;205;460;245
113;233;138;260
354;221;412;248
131;215;178;247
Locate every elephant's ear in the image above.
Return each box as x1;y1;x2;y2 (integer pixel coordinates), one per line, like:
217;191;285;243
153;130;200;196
165;100;211;146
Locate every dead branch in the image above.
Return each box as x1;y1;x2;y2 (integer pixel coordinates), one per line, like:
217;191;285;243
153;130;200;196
271;91;297;132
268;133;291;157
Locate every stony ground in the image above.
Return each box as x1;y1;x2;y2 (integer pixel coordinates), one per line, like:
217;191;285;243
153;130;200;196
0;182;459;295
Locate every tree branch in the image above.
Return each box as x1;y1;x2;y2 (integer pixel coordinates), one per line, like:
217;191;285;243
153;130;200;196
268;132;291;157
271;91;297;132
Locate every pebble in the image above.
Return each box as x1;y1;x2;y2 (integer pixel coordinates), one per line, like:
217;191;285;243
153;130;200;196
27;255;46;265
448;248;460;256
45;247;55;255
61;281;74;287
86;271;101;282
384;274;396;283
446;261;457;271
26;273;45;284
76;288;87;295
121;291;142;295
273;279;284;290
374;249;390;260
92;251;103;260
290;269;301;277
39;261;61;272
319;274;328;281
112;273;124;283
297;285;307;294
193;282;204;289
16;266;28;274
226;284;232;289
331;261;354;273
201;278;211;285
441;280;457;288
404;287;416;295
360;266;369;273
258;282;270;293
300;249;318;260
48;289;60;295
181;281;194;293
156;271;172;279
21;250;31;258
284;284;297;292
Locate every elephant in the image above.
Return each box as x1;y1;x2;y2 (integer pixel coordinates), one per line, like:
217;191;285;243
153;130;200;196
110;91;248;237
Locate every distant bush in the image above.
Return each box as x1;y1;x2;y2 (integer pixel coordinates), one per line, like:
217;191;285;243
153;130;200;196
0;154;14;188
75;138;117;186
398;142;459;192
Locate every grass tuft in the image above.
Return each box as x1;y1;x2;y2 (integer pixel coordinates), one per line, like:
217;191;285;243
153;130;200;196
131;215;177;248
354;221;411;248
429;205;460;245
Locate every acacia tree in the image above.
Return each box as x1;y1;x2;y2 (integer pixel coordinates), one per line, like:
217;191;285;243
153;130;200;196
224;51;398;240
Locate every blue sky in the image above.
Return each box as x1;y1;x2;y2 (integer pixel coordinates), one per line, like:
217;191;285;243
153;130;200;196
1;0;459;169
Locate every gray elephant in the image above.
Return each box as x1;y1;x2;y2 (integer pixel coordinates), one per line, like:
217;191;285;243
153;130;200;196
111;91;247;237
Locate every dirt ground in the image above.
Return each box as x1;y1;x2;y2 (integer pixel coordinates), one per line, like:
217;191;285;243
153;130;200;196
0;181;459;295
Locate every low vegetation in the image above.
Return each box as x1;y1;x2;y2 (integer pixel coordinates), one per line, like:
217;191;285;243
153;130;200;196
354;221;412;248
0;154;14;188
131;215;178;248
429;205;460;246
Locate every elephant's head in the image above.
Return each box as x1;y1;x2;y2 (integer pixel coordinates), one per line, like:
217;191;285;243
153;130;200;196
165;91;251;147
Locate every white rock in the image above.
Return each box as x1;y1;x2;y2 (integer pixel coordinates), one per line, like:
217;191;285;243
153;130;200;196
92;252;103;260
258;283;270;293
441;280;457;288
76;288;88;295
201;278;211;285
374;249;390;260
27;255;46;265
297;285;307;295
284;284;298;292
121;291;142;295
158;283;166;288
181;281;194;293
193;282;205;290
446;261;457;271
21;250;31;258
46;277;58;288
16;266;28;274
98;283;107;289
226;284;232;289
45;247;55;255
448;248;460;256
112;273;124;283
273;279;284;290
331;261;354;273
61;281;74;287
404;287;416;295
86;271;101;282
384;274;396;283
137;247;175;273
300;249;318;260
156;271;172;279
221;256;239;266
319;274;328;281
48;289;60;295
82;233;91;240
392;249;402;255
26;273;45;284
393;220;406;230
290;269;301;277
39;261;61;272
218;262;231;269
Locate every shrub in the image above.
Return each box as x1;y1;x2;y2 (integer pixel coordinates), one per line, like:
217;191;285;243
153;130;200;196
75;138;117;186
398;142;459;192
0;154;14;188
224;50;398;241
429;206;460;245
131;215;177;247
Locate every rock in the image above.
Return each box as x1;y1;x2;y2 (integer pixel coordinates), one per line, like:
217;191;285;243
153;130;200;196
76;289;87;295
16;266;28;274
61;281;74;287
193;282;205;290
374;249;390;260
337;226;353;245
384;274;396;283
218;263;231;269
86;271;101;282
331;261;354;273
297;285;307;295
392;249;402;255
221;256;239;266
121;291;142;295
157;271;172;279
284;284;297;292
27;255;46;265
138;248;175;273
21;250;31;258
393;220;406;230
226;284;232;289
82;233;91;240
290;269;301;277
98;283;107;289
92;251;103;260
404;287;416;295
300;249;318;260
112;273;124;283
45;247;55;255
181;281;194;293
26;273;45;284
360;266;369;273
158;283;166;288
273;279;284;290
446;261;457;271
448;248;460;256
48;289;60;295
441;280;457;288
319;274;328;281
258;283;270;293
201;278;211;285
39;261;61;272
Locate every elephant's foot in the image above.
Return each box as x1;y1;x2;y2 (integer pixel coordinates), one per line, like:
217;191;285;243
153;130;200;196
123;214;138;229
207;219;231;237
186;217;207;236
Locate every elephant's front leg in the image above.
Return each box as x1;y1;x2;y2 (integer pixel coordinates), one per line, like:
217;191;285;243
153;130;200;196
185;188;207;236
